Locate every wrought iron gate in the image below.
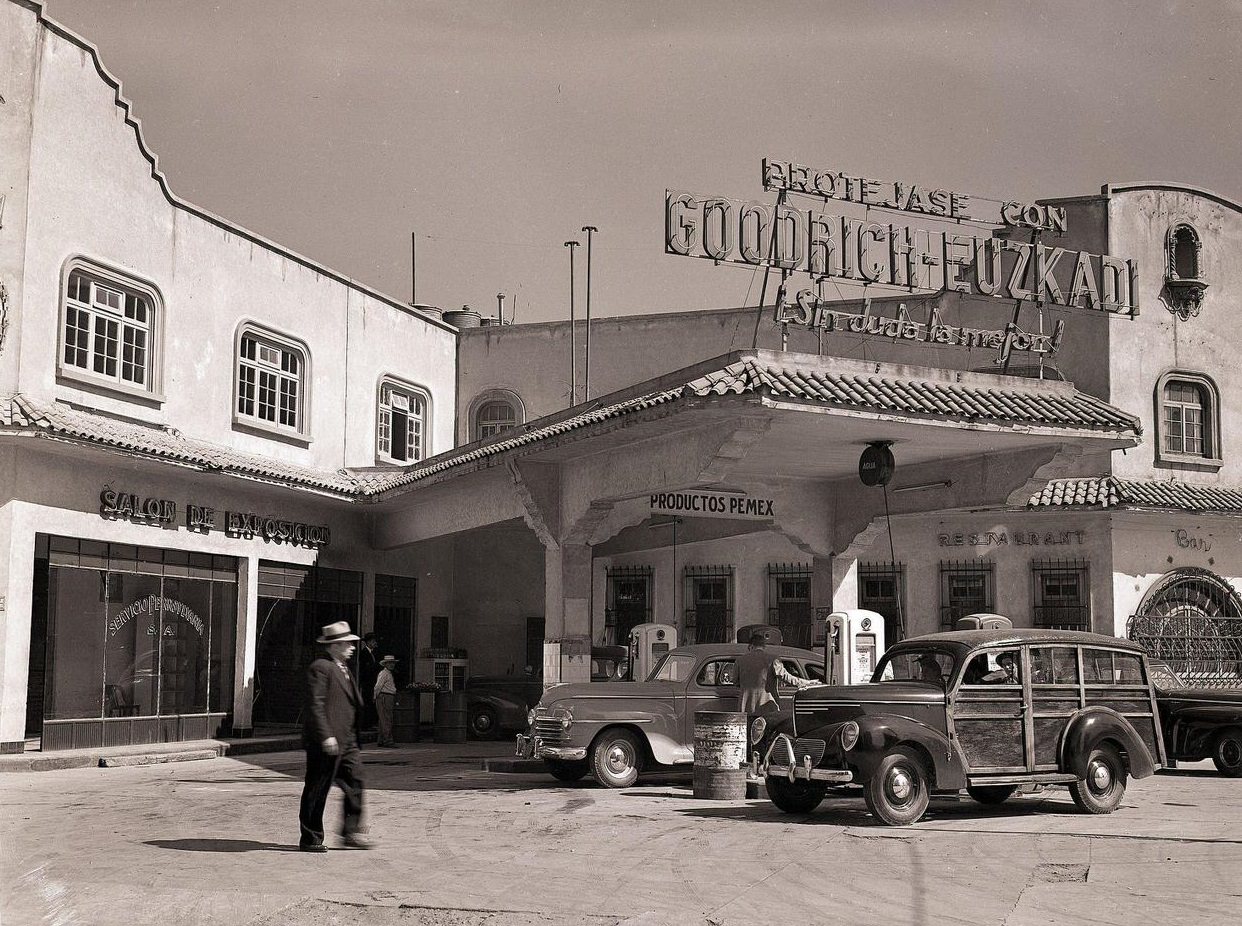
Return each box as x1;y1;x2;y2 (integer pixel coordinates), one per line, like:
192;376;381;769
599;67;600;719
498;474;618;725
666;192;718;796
1127;613;1242;688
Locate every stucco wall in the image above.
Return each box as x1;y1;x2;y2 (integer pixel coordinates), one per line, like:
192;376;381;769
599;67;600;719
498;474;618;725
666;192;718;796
848;509;1115;637
1104;188;1242;484
597;529;818;646
13;7;456;471
1110;512;1242;636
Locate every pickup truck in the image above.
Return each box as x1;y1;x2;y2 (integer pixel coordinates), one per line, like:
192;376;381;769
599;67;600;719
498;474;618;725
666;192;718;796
758;628;1242;825
1150;660;1242;776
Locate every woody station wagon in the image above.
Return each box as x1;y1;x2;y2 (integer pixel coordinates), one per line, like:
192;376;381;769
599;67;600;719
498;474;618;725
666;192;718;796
760;629;1166;825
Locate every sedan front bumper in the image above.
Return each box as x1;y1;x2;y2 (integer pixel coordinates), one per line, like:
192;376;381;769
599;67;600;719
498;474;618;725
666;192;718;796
759;733;853;784
515;734;587;762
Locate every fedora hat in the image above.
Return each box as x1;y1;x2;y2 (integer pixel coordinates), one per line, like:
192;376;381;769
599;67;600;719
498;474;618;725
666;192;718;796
317;621;360;644
380;654;398;664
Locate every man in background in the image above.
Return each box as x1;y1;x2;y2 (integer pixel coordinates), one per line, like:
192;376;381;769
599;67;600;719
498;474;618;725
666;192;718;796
736;629;814;714
358;631;381;731
374;655;399;748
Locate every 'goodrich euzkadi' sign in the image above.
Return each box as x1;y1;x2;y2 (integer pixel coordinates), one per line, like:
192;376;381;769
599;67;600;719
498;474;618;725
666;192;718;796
665;159;1139;317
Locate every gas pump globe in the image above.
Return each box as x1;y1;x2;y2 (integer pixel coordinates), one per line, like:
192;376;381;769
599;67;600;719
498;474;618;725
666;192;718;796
821;609;886;685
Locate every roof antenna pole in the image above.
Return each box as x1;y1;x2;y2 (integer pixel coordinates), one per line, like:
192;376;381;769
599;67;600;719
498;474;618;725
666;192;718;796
564;240;580;406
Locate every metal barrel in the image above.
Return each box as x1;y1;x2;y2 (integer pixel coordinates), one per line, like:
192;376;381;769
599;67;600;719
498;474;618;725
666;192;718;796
692;710;748;800
393;689;421;743
433;691;468;743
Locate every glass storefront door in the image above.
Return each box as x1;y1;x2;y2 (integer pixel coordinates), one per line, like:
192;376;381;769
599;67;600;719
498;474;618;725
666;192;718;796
31;536;239;748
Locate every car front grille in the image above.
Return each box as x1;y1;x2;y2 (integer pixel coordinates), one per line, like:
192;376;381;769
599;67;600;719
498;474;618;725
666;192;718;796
768;737;826;768
533;718;566;743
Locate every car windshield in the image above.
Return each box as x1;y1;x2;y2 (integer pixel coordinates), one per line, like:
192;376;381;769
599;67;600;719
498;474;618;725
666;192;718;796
649;653;696;683
875;648;957;685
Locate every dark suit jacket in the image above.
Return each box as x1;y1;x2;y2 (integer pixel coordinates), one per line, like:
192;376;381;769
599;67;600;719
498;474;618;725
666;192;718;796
303;656;362;749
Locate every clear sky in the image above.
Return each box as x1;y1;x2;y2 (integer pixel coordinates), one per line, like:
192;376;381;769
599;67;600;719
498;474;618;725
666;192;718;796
45;0;1242;324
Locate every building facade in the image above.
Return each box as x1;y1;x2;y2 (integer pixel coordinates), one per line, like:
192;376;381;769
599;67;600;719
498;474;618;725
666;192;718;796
0;1;458;751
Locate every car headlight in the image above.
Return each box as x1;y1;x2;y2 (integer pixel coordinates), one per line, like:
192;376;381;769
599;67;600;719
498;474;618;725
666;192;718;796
527;708;537;727
749;716;767;743
840;721;860;751
559;706;573;731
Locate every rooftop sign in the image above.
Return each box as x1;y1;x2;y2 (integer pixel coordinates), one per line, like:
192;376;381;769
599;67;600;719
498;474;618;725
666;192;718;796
664;160;1139;317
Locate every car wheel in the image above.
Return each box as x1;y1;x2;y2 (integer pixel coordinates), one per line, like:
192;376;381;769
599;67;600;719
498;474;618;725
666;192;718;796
1070;743;1127;814
590;728;643;788
468;706;500;740
766;775;827;814
546;759;590;783
863;747;930;826
966;785;1017;805
1211;727;1242;777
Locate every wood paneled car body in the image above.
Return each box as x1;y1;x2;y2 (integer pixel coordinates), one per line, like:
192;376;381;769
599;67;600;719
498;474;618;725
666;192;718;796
760;629;1166;825
517;643;824;787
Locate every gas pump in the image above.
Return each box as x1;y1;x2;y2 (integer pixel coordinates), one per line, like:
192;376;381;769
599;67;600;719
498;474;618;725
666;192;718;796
823;609;886;686
627;623;677;683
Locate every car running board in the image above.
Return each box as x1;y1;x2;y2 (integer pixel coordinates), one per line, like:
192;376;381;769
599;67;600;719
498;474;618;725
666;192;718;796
967;773;1078;786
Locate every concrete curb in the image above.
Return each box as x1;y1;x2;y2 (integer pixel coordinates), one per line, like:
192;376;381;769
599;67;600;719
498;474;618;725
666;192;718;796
99;748;223;768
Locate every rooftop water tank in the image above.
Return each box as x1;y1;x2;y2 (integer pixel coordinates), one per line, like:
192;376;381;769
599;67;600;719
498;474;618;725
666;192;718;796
442;305;482;329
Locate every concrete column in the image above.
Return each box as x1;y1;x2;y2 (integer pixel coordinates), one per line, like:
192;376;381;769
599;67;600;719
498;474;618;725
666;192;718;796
542;542;592;685
230;554;260;736
0;500;35;752
811;553;835;627
360;569;376;635
833;556;859;611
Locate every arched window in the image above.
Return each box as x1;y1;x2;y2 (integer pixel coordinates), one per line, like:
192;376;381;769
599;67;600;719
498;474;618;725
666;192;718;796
1128;568;1242;687
1155;371;1221;466
377;378;429;463
59;258;163;398
1169;224;1202;280
1164;224;1208;320
475;399;517;440
236;325;309;437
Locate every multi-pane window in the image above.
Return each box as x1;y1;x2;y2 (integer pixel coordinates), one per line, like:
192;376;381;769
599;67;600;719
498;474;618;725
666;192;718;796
237;332;305;432
1032;560;1089;631
767;563;812;649
859;562;906;643
939;561;994;630
1163;381;1205;455
475;400;517;441
377;380;427;463
62;269;154;389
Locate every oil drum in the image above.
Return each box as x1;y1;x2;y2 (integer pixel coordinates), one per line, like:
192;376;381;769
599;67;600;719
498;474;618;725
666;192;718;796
433;691;468;744
692;710;748;799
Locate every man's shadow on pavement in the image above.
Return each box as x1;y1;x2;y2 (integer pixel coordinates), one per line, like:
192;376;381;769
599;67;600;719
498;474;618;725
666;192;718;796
144;839;300;853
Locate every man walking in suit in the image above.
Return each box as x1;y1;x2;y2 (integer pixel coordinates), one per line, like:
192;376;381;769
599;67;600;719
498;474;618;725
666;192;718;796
299;621;374;852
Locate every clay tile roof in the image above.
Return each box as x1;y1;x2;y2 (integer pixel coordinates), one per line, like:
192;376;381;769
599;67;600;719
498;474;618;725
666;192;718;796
1028;476;1242;513
0;394;361;496
0;352;1140;501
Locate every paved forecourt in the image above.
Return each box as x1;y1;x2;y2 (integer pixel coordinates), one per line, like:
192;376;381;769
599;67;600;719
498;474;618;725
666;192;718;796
2;743;1240;926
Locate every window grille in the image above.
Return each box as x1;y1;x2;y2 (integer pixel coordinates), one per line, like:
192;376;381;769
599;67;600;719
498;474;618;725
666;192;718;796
766;563;812;649
685;565;734;645
859;562;907;642
939;560;994;630
605;566;652;646
1031;558;1089;631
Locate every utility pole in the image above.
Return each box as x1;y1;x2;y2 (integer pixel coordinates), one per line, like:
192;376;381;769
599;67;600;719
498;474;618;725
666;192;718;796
410;232;417;305
564;240;580;406
581;225;597;401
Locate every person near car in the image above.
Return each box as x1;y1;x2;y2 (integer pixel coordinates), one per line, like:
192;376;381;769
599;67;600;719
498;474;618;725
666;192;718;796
373;655;399;748
357;632;381;731
736;629;815;713
299;621;373;852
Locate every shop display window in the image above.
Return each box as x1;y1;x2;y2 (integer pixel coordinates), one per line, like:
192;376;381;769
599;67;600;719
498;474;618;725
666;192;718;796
36;536;237;723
